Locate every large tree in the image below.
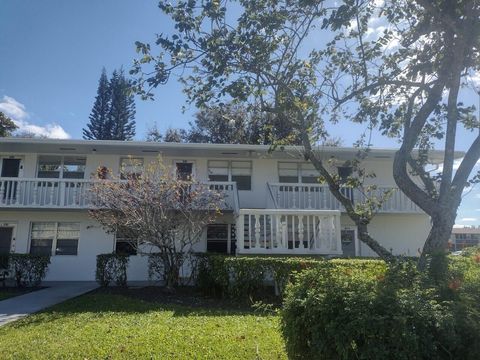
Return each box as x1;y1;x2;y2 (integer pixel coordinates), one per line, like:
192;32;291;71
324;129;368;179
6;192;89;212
145;103;301;144
108;69;136;140
186;103;301;144
132;0;396;262
83;68;111;140
84;68;136;140
132;0;480;268
0;111;17;137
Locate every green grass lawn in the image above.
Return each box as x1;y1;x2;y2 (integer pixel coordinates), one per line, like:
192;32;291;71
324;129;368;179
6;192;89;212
0;291;287;359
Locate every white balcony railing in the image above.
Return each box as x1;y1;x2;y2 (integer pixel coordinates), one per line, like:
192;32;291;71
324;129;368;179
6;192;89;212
0;178;93;208
236;209;342;255
0;178;239;212
267;183;422;213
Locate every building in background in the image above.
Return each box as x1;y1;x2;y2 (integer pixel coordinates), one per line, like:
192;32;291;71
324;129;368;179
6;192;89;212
449;227;480;251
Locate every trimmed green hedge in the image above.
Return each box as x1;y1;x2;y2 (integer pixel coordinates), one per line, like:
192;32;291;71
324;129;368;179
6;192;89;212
281;249;480;360
96;254;129;287
9;254;51;287
195;254;385;299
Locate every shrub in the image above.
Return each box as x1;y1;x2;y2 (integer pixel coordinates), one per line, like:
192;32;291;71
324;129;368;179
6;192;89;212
281;258;480;360
10;254;50;287
447;247;480;357
96;253;129;287
195;253;230;297
194;255;384;300
225;257;266;299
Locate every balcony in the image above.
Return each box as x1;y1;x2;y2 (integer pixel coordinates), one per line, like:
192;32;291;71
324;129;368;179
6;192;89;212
267;183;422;213
236;209;342;255
0;178;239;212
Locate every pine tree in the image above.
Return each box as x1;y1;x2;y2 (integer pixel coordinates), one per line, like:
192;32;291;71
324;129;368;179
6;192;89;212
83;68;111;140
108;68;136;140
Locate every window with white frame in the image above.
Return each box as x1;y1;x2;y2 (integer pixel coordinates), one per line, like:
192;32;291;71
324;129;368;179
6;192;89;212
30;222;80;256
208;160;252;190
278;162;319;183
120;157;144;180
37;156;86;179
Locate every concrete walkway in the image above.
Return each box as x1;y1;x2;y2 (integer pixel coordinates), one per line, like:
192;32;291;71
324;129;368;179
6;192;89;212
0;282;97;326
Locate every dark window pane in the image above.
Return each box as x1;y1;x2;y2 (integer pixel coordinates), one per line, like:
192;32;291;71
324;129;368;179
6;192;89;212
176;163;193;180
301;176;319;184
207;240;228;253
208;174;229;182
55;239;78;255
62;172;84;179
30;239;53;255
116;241;137;256
279;176;298;183
0;227;13;254
207;225;228;254
232;175;251;190
37;171;60;179
338;166;353;181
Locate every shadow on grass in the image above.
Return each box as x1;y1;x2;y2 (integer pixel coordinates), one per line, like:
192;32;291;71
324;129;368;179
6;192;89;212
7;287;279;329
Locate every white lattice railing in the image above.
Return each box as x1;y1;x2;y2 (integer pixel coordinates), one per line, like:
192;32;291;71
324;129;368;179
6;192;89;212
0;178;239;211
267;183;422;213
236;209;342;255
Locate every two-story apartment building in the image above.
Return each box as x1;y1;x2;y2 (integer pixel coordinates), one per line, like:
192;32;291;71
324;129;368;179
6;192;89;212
0;138;453;281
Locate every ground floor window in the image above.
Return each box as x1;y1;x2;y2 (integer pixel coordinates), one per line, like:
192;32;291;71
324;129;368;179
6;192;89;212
206;224;236;255
30;222;80;256
115;230;137;256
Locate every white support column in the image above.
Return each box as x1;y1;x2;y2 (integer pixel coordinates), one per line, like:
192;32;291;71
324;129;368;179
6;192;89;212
0;181;5;205
334;214;342;252
236;215;244;253
15;180;21;205
298;215;305;249
254;214;260;249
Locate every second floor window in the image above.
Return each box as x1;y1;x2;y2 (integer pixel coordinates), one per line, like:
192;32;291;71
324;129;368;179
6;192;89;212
208;160;252;190
37;156;86;179
278;162;318;184
120;157;144;180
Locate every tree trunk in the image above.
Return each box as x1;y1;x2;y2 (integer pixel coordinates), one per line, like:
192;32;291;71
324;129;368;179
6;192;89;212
418;211;456;271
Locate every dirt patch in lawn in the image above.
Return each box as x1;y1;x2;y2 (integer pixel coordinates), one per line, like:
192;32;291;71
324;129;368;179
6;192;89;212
93;286;280;311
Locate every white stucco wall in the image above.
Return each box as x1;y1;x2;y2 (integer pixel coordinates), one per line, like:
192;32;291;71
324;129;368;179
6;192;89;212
341;213;431;257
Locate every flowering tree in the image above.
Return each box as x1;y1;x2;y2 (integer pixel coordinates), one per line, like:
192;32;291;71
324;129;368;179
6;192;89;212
88;159;224;289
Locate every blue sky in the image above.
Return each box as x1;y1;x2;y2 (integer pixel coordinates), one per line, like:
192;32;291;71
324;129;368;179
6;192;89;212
0;0;479;225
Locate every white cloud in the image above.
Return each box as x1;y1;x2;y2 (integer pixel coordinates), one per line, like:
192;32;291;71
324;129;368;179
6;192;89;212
460;217;478;222
0;96;70;139
0;96;28;121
